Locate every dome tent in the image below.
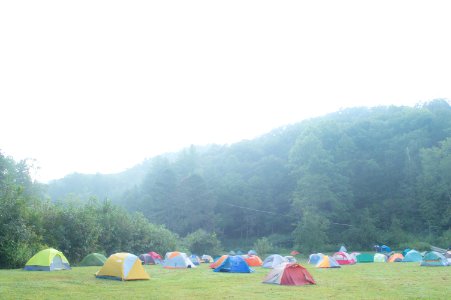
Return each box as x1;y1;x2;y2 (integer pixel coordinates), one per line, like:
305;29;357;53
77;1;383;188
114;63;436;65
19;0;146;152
420;251;449;267
263;263;316;286
163;251;196;269
402;250;423;262
96;253;150;281
214;255;253;273
79;253;107;266
24;248;71;271
262;254;288;268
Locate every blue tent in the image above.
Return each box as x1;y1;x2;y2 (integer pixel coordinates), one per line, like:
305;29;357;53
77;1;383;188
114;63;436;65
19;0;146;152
214;255;253;273
381;245;391;253
308;253;324;265
421;251;449;267
402;248;411;257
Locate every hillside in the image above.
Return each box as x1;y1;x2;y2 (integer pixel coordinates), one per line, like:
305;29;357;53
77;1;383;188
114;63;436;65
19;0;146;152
47;99;451;252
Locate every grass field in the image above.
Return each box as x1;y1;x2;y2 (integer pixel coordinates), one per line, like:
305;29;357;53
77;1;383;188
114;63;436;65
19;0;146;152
0;261;450;299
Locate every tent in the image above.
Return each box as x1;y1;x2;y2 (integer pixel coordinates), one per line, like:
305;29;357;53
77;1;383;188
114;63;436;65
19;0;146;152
290;250;300;256
96;253;150;281
332;252;356;265
381;245;391;253
190;255;201;265
262;263;316;286
285;256;297;263
139;254;156;265
24;248;71;271
339;245;347;252
248;250;257;256
148;251;163;264
402;248;411;257
262;254;288;268
308;253;324;265
214;255;253;273
374;253;387;263
402;250;423;262
243;255;263;266
388;253;404;263
316;256;341;268
356;253;374;263
210;255;228;269
79;253;107;266
163;252;196;269
201;255;213;263
420;251;449;267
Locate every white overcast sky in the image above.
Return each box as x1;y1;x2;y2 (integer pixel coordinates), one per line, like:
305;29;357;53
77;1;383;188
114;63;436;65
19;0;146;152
1;1;451;182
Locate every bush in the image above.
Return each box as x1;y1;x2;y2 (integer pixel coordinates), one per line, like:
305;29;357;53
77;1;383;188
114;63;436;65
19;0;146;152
253;237;273;257
184;229;222;256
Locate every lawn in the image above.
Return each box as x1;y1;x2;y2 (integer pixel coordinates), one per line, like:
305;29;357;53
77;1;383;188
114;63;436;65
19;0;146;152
0;261;449;299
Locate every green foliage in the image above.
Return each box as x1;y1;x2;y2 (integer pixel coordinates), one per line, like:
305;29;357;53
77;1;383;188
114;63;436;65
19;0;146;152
184;229;222;256
253;237;273;257
293;210;330;253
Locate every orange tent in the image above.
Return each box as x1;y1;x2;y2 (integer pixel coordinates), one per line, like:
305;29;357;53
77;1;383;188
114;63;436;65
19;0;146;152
244;255;263;266
388;253;404;262
209;255;228;269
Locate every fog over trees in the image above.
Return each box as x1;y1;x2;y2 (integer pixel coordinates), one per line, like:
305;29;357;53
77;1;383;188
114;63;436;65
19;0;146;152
2;100;451;268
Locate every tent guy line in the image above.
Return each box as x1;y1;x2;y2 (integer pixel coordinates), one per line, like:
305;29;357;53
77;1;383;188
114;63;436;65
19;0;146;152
222;203;352;227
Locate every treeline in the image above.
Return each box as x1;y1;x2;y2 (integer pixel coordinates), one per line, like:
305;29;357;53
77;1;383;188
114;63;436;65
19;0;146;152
48;100;451;253
0;152;182;268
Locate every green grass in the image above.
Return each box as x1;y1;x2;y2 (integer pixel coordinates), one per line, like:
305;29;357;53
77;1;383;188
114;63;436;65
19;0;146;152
0;262;450;299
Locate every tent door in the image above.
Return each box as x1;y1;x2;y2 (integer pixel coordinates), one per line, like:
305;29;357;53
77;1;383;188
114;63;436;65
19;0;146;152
51;255;64;270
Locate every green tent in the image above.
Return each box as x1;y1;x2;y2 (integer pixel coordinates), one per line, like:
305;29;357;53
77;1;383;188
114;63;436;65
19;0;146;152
24;248;71;271
79;253;107;266
420;251;448;267
356;253;374;263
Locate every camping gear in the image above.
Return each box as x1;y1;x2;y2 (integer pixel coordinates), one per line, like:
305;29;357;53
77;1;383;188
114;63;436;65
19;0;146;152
248;250;257;256
214;255;253;273
139;254;156;265
243;255;263;266
316;256;341;268
388;253;404;262
402;248;411;257
262;254;288;268
24;248;71;271
374;253;387;263
420;251;449;267
201;255;213;263
262;263;316;286
290;250;300;256
79;253;107;266
96;253;150;281
332;252;356;265
381;245;391;253
339;245;347;252
210;255;228;268
402;250;423;262
190;255;201;265
163;252;196;269
148;251;163;264
356;253;374;263
308;253;324;265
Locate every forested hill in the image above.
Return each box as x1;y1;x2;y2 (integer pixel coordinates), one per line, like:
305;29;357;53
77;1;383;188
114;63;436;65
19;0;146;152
47;100;451;252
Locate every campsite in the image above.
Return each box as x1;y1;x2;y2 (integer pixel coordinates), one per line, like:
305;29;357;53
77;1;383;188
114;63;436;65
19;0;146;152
1;259;450;299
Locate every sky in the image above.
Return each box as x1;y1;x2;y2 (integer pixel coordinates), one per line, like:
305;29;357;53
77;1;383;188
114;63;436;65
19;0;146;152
1;1;451;182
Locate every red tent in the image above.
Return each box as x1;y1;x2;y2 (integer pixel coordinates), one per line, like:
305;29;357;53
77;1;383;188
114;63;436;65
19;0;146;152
262;263;316;286
148;251;162;260
290;250;300;255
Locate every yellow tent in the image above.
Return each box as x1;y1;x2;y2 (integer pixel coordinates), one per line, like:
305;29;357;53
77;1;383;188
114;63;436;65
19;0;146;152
96;253;150;281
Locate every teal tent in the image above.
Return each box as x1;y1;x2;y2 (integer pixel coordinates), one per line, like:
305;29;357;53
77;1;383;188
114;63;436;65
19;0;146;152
402;250;423;262
420;251;448;266
356;253;374;263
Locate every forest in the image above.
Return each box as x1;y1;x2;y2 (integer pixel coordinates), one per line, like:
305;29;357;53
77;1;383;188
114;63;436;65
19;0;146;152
2;99;451;268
